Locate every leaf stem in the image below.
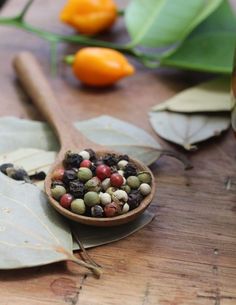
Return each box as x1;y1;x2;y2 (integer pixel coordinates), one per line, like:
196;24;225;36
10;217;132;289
50;41;58;76
16;0;34;22
71;229;101;268
0;13;160;68
69;253;102;278
117;9;125;16
159;149;193;170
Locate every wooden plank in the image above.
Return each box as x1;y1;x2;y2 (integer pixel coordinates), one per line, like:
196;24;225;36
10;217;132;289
0;1;236;304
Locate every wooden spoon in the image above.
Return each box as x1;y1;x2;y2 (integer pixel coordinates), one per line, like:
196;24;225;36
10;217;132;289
13;52;155;227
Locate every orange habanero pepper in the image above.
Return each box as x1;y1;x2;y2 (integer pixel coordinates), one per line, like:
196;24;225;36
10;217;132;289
60;0;117;35
71;48;135;87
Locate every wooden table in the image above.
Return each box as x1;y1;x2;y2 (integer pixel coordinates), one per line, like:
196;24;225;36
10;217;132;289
0;1;236;304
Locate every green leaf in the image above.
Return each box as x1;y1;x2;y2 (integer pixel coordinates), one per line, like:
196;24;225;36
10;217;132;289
0;116;162;166
152;78;233;113
161;0;236;73
125;0;223;47
149;111;230;150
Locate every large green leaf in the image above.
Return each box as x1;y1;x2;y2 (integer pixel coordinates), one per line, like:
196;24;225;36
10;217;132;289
125;0;222;47
152;78;233;113
0;116;162;166
149;111;230;150
161;0;236;74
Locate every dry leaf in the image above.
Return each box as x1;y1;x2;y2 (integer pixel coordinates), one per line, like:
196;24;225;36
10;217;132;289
0;116;162;166
149;111;230;150
0;173;100;275
152;78;232;113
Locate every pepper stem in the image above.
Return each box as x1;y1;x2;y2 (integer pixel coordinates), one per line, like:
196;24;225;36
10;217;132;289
64;55;75;65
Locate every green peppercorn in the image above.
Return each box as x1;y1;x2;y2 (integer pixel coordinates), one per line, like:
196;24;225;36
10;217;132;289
121;184;131;194
127;176;140;189
106;186;117;196
85;176;101;192
101;178;111;191
137;172;152;184
51;185;66;200
77;167;93;182
71;199;86;214
84;191;100;207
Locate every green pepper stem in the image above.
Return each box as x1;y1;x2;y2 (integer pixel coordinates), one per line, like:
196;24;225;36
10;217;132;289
64;55;75;65
0;8;160;68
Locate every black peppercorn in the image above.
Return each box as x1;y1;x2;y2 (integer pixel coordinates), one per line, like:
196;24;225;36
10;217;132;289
69;180;84;198
94;159;104;167
91;205;104;217
123;163;137;178
85;148;97;162
127;190;143;210
29;171;46;181
0;163;14;175
51;180;65;188
6;167;30;182
90;163;97;175
103;154;118;166
63;169;77;185
64;151;83;169
118;154;129;162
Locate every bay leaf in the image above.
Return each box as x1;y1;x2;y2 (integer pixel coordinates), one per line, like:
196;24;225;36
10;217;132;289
0;116;162;166
125;0;222;48
160;0;236;74
0;173;99;275
75;116;162;165
152;78;232;113
149;111;230;150
72;211;155;250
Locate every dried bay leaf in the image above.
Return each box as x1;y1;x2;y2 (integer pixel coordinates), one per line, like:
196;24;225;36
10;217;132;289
152;78;232;113
0;116;162;166
72;211;155;250
149;111;230;150
75;116;162;165
0;173;100;275
0;117;59;152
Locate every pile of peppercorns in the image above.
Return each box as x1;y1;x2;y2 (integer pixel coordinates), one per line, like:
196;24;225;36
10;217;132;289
50;149;152;218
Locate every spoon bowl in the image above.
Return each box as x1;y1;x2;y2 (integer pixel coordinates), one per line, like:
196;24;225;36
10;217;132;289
45;150;155;226
13;52;155;227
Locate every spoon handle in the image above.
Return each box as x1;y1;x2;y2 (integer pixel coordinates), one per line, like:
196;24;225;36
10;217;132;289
13;51;97;152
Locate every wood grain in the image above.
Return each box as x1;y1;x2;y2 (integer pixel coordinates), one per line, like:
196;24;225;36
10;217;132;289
0;0;236;304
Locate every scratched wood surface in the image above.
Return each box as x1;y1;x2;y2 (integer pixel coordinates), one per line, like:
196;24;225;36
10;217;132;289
0;1;236;304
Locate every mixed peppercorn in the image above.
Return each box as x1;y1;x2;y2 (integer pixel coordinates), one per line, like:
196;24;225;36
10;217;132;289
51;149;152;218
